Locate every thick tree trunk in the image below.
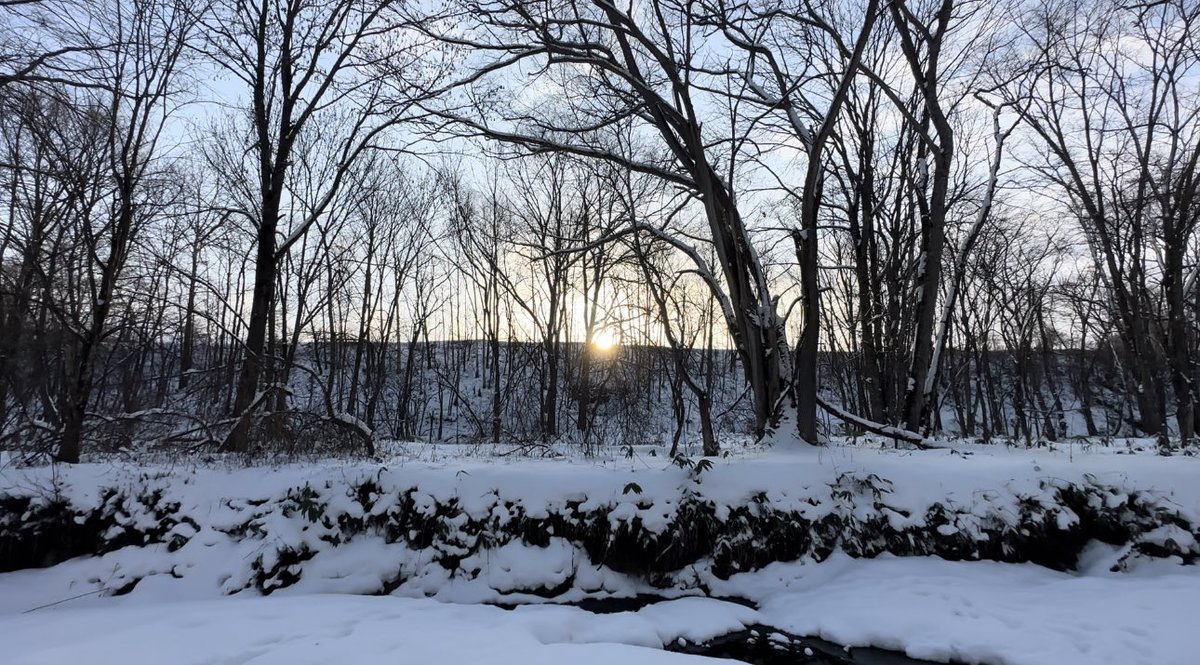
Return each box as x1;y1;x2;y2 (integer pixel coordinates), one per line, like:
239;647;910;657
901;154;950;434
57;339;97;464
698;392;717;457
399;323;422;439
890;0;954;435
226;204;278;453
793;226;819;443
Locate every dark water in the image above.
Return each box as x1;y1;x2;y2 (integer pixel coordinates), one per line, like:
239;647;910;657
563;596;948;665
666;623;945;665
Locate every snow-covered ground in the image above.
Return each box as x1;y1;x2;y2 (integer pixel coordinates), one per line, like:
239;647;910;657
3;553;1195;665
2;438;1198;665
0;594;752;665
726;552;1200;665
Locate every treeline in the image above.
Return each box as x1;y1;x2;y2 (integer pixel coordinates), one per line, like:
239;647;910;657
0;0;1197;461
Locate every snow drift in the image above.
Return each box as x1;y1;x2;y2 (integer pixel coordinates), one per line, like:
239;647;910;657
3;445;1197;602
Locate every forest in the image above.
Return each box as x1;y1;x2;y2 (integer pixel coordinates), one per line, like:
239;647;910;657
3;2;1200;664
2;0;1198;462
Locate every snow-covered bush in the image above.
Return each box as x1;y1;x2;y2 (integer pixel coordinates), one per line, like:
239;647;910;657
2;461;1196;598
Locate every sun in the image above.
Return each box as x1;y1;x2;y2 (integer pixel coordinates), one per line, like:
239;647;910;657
592;329;619;351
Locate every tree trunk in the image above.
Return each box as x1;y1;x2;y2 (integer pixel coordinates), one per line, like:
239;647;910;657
226;200;279;452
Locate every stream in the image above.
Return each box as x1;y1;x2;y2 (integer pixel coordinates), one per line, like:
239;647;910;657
667;624;945;665
561;595;952;665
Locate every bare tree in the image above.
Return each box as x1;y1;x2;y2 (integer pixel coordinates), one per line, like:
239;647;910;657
697;0;883;442
201;0;438;451
48;0;198;462
419;0;792;438
1005;0;1200;447
0;0;109;89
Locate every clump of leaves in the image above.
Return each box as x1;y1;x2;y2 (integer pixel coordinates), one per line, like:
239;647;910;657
672;453;694;470
284;484;324;523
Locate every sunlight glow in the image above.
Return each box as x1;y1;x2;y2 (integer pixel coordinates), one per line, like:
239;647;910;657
592;330;619;351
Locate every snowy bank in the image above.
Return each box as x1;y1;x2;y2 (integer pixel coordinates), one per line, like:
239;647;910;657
0;594;748;665
3;443;1200;665
2;443;1198;601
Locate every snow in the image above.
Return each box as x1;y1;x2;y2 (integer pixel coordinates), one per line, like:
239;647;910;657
9;438;1198;527
724;551;1200;665
0;594;738;665
3;552;1196;665
3;439;1199;665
